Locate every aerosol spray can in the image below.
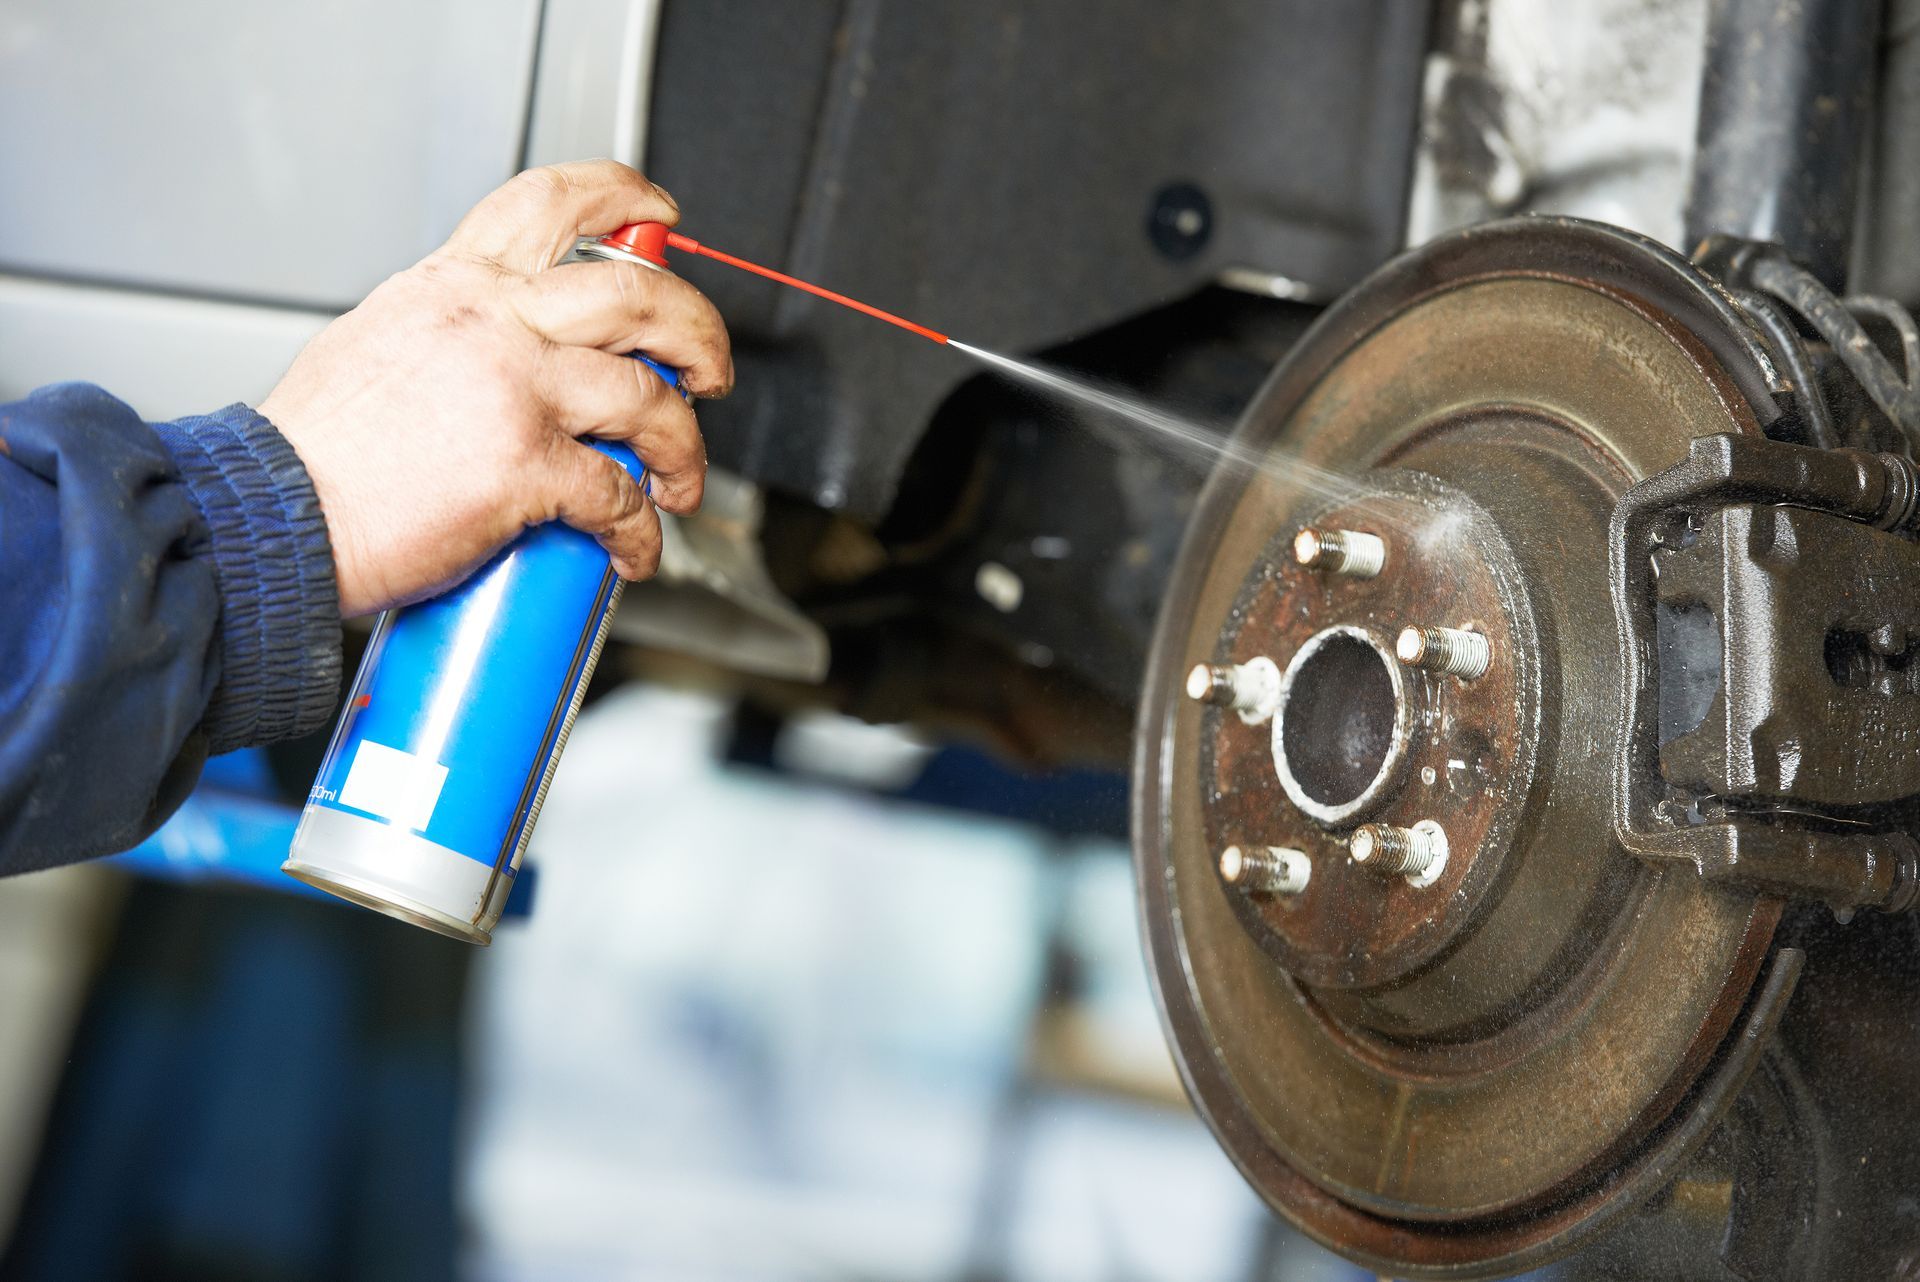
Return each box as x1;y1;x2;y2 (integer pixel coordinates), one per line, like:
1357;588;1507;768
284;224;685;943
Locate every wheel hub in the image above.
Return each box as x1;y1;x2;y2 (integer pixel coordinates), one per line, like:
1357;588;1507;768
1207;472;1535;995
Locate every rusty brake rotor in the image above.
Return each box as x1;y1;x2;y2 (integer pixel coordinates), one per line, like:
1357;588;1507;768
1134;218;1796;1279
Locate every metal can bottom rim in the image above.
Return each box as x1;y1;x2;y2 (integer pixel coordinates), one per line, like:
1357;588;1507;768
281;858;493;946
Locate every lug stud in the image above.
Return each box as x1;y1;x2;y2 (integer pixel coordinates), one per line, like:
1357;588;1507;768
1395;625;1490;680
1293;527;1385;578
1348;820;1449;887
1219;845;1312;896
1185;656;1281;722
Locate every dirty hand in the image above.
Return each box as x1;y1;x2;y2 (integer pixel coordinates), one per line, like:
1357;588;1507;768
259;159;733;617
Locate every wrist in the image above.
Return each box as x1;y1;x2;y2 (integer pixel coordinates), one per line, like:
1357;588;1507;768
151;405;343;752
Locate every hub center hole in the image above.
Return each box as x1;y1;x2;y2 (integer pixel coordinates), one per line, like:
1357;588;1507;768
1279;633;1399;808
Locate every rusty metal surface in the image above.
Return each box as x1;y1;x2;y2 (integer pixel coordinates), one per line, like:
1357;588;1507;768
1199;475;1537;994
1134;219;1786;1277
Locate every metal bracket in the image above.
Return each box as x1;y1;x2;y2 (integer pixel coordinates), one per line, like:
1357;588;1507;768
1659;505;1920;803
1610;432;1920;910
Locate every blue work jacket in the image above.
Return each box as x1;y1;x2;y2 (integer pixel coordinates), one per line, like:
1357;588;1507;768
0;384;340;873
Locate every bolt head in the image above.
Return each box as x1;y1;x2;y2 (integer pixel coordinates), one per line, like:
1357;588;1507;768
1349;828;1377;863
1292;528;1323;566
1395;627;1426;664
1147;182;1213;261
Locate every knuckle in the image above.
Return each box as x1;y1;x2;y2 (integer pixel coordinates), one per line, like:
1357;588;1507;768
512;165;574;206
632;354;679;409
667;465;707;515
559;156;621;180
572;457;615;526
605;464;637;519
610;264;660;323
656;403;705;467
629;517;663;577
688;301;735;397
502;272;551;331
528;470;564;526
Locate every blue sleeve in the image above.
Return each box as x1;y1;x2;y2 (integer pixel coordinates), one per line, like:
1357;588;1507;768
0;383;341;874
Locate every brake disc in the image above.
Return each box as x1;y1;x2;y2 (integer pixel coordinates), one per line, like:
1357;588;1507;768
1134;218;1797;1278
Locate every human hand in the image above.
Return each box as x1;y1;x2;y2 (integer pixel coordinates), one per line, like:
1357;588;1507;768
259;159;733;617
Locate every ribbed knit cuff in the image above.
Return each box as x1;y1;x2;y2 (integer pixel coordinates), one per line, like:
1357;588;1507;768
152;405;341;754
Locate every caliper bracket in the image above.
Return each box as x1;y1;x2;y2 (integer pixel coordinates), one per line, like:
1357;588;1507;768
1611;432;1920;910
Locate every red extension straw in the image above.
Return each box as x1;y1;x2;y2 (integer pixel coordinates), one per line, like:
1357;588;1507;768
595;222;951;346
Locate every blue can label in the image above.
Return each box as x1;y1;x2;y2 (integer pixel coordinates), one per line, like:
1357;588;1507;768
306;518;616;863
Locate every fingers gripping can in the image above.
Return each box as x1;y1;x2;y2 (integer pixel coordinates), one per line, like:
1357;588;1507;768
284;234;685;943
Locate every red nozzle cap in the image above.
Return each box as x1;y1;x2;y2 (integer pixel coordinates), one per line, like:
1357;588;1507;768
598;221;672;267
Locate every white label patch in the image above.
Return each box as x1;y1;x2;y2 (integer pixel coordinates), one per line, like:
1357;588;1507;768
337;740;448;833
